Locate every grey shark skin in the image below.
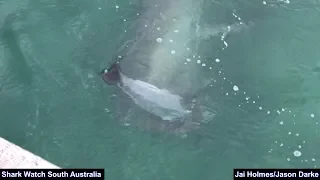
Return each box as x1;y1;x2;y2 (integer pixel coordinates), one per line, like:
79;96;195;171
103;0;216;137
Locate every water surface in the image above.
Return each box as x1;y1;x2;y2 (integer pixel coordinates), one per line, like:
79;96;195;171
1;0;320;179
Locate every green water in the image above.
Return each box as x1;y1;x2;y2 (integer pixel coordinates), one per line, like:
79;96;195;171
1;0;320;179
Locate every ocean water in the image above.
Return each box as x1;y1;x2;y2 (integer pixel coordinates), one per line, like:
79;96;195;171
1;0;320;179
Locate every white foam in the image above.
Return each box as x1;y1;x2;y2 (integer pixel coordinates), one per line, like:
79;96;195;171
233;85;239;91
156;38;163;43
294;150;302;157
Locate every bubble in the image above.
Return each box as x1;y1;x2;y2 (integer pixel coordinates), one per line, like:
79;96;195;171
169;39;173;43
311;114;315;118
293;150;302;157
115;5;119;9
157;27;161;31
174;30;179;33
263;1;267;4
171;50;176;54
312;158;316;161
296;133;299;136
98;7;101;10
156;38;163;43
233;85;239;91
288;132;291;135
186;58;191;62
279;121;283;125
197;60;201;64
280;143;283;147
223;41;228;47
202;63;206;67
287;158;291;161
259;107;263;110
282;0;290;4
215;58;220;62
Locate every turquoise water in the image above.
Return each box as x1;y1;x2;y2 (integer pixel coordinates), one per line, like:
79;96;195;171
1;0;320;179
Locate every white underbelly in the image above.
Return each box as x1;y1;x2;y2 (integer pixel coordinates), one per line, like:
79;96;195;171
119;75;190;121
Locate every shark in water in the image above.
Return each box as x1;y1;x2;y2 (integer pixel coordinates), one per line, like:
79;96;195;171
100;0;248;136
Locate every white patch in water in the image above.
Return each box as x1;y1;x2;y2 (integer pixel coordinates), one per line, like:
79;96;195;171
294;150;302;157
171;50;176;54
156;38;163;43
233;85;239;91
223;41;228;47
197;60;201;64
119;74;189;121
